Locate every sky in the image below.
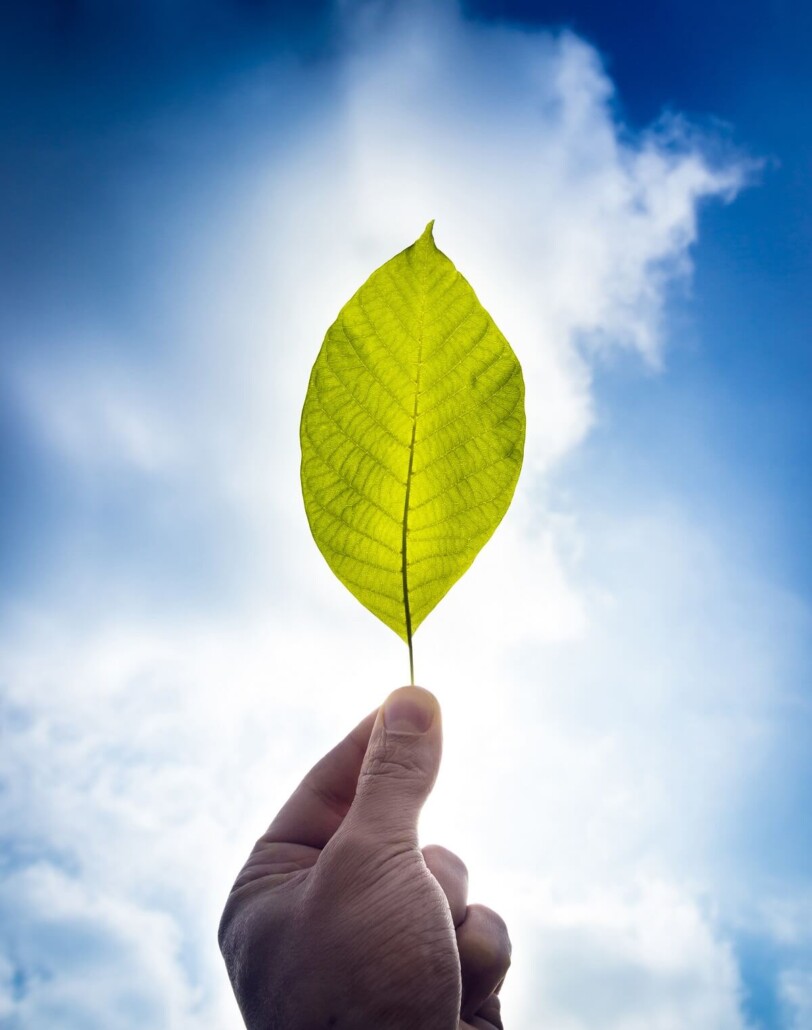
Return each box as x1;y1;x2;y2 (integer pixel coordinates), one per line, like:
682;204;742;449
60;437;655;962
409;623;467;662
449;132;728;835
1;1;811;1028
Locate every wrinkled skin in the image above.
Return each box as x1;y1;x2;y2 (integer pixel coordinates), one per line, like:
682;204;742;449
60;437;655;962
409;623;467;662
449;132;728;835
219;686;511;1030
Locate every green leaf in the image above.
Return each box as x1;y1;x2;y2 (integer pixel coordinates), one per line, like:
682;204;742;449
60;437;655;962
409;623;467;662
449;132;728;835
300;222;525;680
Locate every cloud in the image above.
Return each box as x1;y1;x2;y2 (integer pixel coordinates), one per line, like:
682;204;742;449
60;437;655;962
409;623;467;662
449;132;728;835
508;879;746;1030
781;969;812;1030
15;351;181;475
3;2;801;1029
0;863;199;1030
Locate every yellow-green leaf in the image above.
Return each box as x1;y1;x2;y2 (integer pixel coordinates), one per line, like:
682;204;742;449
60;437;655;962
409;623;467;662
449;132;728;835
300;222;525;678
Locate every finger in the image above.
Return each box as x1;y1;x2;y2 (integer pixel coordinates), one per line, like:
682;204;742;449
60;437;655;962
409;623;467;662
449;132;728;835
422;844;468;927
457;904;511;1022
261;708;377;849
343;685;442;846
466;993;503;1030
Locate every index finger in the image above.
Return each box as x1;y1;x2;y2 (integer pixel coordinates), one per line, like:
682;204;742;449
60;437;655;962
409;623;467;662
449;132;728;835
259;708;377;850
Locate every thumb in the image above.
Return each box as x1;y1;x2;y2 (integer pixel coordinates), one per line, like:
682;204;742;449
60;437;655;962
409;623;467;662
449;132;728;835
345;685;442;846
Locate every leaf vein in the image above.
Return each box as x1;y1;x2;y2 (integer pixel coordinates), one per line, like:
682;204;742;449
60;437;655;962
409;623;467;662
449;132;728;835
410;448;520;516
319;541;400;577
312;387;408;479
417;358;519;444
336;321;413;418
356;291;416;383
320;353;411;449
302;422;403;529
414;485;515;532
420;317;490;400
306;495;401;556
416;346;509;437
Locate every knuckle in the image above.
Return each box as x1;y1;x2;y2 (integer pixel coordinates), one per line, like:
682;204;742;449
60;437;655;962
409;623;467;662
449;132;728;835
477;994;504;1030
217;902;235;957
465;903;512;969
360;737;428;787
423;844;468;882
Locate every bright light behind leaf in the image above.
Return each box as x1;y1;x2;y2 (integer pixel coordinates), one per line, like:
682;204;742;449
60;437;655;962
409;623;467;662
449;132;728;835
300;222;526;680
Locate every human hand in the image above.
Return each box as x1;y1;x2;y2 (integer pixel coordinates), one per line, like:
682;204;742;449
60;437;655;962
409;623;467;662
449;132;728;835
218;686;511;1030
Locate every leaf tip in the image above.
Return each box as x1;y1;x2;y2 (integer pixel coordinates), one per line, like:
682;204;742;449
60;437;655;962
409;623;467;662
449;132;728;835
421;219;436;242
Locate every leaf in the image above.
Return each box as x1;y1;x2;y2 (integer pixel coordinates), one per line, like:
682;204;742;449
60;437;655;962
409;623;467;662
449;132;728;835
300;222;525;680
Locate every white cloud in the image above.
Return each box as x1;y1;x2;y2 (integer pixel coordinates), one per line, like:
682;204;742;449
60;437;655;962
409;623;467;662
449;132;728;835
15;348;182;475
502;879;746;1030
3;2;798;1029
0;864;200;1030
782;968;812;1030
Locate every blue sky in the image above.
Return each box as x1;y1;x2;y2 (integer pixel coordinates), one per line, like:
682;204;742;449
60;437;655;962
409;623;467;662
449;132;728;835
1;2;811;1028
466;0;812;591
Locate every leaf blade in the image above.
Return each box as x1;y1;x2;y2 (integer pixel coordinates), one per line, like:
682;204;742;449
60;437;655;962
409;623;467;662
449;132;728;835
300;222;525;652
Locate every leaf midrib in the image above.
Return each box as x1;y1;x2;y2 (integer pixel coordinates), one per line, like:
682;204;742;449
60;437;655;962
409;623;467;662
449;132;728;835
400;250;428;682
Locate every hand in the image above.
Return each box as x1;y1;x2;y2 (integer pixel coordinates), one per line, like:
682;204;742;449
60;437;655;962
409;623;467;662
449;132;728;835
219;686;511;1030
